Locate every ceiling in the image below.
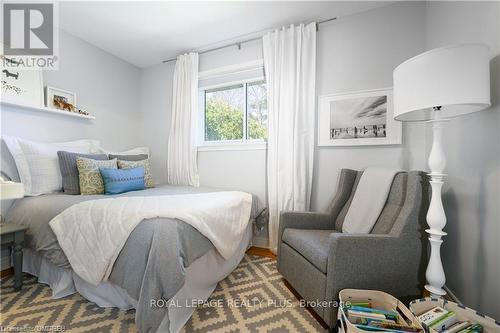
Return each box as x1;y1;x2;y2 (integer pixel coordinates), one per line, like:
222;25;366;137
59;1;392;68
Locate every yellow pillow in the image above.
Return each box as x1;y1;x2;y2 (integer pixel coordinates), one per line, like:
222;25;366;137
76;157;117;195
117;159;154;188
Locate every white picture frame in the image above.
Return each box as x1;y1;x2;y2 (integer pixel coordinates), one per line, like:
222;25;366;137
45;86;77;111
1;57;44;107
318;88;402;146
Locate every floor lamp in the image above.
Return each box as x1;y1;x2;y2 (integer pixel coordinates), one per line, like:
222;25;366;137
393;44;491;297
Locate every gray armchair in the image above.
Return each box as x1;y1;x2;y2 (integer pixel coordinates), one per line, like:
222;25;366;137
277;169;428;328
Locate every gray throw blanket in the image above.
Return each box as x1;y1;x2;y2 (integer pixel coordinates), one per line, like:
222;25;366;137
5;185;259;333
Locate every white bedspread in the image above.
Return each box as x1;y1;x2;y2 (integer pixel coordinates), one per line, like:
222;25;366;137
49;191;253;285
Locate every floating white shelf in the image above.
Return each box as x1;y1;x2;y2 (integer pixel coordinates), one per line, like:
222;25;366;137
1;101;95;120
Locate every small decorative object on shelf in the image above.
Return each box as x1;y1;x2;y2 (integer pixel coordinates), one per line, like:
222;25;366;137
45;86;77;112
76;108;90;116
44;86;93;118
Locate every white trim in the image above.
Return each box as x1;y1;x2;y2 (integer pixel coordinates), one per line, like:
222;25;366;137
1;101;95;120
199;59;264;80
200;77;264;92
198;141;267;152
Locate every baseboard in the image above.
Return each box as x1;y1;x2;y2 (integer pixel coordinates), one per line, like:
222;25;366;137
252;236;269;249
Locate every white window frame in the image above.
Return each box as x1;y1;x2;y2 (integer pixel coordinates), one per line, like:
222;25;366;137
198;77;267;151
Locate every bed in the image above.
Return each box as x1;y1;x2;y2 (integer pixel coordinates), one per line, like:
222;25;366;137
5;185;259;333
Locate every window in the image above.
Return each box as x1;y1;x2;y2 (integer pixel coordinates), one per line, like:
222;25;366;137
202;80;267;145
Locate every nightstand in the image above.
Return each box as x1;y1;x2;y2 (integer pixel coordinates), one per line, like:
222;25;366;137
0;224;27;291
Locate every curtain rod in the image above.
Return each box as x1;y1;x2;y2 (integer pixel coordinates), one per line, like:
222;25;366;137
161;17;337;63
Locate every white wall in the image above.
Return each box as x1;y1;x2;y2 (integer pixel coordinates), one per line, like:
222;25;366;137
424;1;500;320
139;2;429;247
1;30;141;151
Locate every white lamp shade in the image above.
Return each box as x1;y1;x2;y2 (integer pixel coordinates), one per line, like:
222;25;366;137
393;43;491;121
0;181;24;199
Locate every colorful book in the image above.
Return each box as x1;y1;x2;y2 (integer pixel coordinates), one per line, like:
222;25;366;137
457;324;483;333
429;311;458;333
371;322;422;332
443;322;472;333
349;305;400;320
418;307;449;326
350;301;372;308
355;324;420;333
347;310;396;324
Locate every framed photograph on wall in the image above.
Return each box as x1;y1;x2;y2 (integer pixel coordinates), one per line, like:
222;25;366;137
1;56;44;107
45;86;77;112
318;88;402;146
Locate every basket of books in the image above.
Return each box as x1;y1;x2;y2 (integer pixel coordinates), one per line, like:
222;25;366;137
409;298;500;333
339;289;424;333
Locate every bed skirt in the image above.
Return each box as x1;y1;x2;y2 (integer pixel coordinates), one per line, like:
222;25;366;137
22;223;253;333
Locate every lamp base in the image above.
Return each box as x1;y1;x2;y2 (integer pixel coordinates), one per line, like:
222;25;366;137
425;284;446;297
424;109;448;298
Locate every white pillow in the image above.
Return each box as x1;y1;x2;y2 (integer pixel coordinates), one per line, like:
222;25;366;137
99;146;150;156
3;136;101;196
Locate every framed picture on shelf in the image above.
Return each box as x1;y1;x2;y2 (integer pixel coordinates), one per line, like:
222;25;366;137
45;86;77;112
1;56;44;107
318;88;402;146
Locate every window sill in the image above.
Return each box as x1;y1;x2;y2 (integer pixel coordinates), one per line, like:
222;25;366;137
197;142;267;152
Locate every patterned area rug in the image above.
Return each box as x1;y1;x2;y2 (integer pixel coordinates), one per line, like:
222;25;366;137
1;255;325;332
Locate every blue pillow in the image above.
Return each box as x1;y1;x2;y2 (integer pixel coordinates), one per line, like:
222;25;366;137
99;167;145;195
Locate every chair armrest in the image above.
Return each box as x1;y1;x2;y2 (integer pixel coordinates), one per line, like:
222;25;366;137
277;211;333;253
326;233;421;302
280;211;333;230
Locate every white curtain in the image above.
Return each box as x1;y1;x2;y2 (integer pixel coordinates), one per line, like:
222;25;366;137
263;23;316;253
167;53;200;187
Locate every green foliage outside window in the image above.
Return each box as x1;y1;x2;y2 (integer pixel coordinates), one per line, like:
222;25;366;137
205;98;243;141
204;81;267;142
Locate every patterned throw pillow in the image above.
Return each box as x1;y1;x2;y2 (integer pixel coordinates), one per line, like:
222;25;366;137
76;157;118;195
117;159;154;188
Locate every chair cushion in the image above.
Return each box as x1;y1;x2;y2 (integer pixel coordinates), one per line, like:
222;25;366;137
282;228;337;273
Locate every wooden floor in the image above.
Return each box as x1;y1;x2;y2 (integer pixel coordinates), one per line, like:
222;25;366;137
245;246;277;259
0;267;13;278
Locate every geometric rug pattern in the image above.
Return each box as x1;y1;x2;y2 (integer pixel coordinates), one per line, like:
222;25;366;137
1;254;325;332
182;255;325;332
